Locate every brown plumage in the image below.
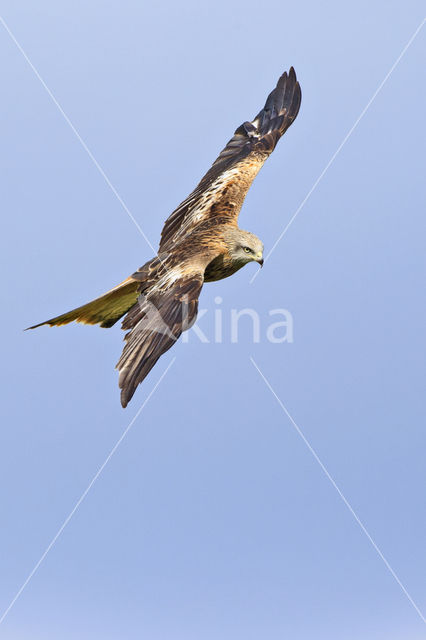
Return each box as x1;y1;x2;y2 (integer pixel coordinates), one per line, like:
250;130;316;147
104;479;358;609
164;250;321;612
27;67;301;407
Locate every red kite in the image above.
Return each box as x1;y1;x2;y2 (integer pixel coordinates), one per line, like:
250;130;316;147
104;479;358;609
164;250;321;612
28;68;301;407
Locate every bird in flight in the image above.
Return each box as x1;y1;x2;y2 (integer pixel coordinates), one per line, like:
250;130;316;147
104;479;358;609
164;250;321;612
28;67;301;407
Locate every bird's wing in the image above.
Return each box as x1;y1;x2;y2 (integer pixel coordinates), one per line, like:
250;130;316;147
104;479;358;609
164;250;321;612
159;67;301;251
117;264;204;408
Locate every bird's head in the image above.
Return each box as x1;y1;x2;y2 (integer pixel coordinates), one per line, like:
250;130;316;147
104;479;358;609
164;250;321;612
223;228;264;268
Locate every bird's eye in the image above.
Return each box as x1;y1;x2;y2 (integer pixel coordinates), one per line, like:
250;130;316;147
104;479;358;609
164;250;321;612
243;246;251;253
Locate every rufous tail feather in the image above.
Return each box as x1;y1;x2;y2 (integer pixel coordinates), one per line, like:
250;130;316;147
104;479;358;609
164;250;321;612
26;277;141;330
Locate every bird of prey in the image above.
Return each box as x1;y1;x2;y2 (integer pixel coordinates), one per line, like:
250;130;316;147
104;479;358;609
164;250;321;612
28;67;301;407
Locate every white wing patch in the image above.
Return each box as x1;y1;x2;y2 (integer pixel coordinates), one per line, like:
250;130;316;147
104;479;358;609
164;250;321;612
163;159;264;247
154;264;186;291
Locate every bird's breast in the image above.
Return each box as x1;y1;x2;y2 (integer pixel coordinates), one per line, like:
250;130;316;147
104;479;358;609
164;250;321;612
204;253;244;282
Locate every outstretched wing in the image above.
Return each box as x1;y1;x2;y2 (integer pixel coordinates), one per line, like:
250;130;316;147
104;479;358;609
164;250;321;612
159;67;301;251
117;270;204;408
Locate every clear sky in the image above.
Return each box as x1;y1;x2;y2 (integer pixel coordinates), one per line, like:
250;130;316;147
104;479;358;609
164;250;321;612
1;1;425;638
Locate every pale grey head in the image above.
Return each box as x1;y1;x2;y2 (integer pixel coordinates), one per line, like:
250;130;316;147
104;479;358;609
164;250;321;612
222;227;264;268
204;227;264;282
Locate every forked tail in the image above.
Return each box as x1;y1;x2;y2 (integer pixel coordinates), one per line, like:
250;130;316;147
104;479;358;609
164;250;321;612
26;277;141;330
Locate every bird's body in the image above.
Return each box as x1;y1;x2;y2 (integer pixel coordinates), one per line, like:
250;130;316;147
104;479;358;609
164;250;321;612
28;68;301;406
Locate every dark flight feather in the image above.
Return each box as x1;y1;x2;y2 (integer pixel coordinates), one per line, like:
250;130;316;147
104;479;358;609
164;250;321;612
117;274;203;407
159;67;301;251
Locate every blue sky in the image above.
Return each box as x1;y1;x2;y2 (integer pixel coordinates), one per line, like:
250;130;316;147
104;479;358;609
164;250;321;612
1;1;425;638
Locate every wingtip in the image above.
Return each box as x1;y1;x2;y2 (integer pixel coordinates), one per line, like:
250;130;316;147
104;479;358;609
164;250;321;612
120;390;129;408
278;66;297;85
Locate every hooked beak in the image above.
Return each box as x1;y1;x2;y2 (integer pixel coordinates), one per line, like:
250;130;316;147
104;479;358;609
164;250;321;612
255;252;264;267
